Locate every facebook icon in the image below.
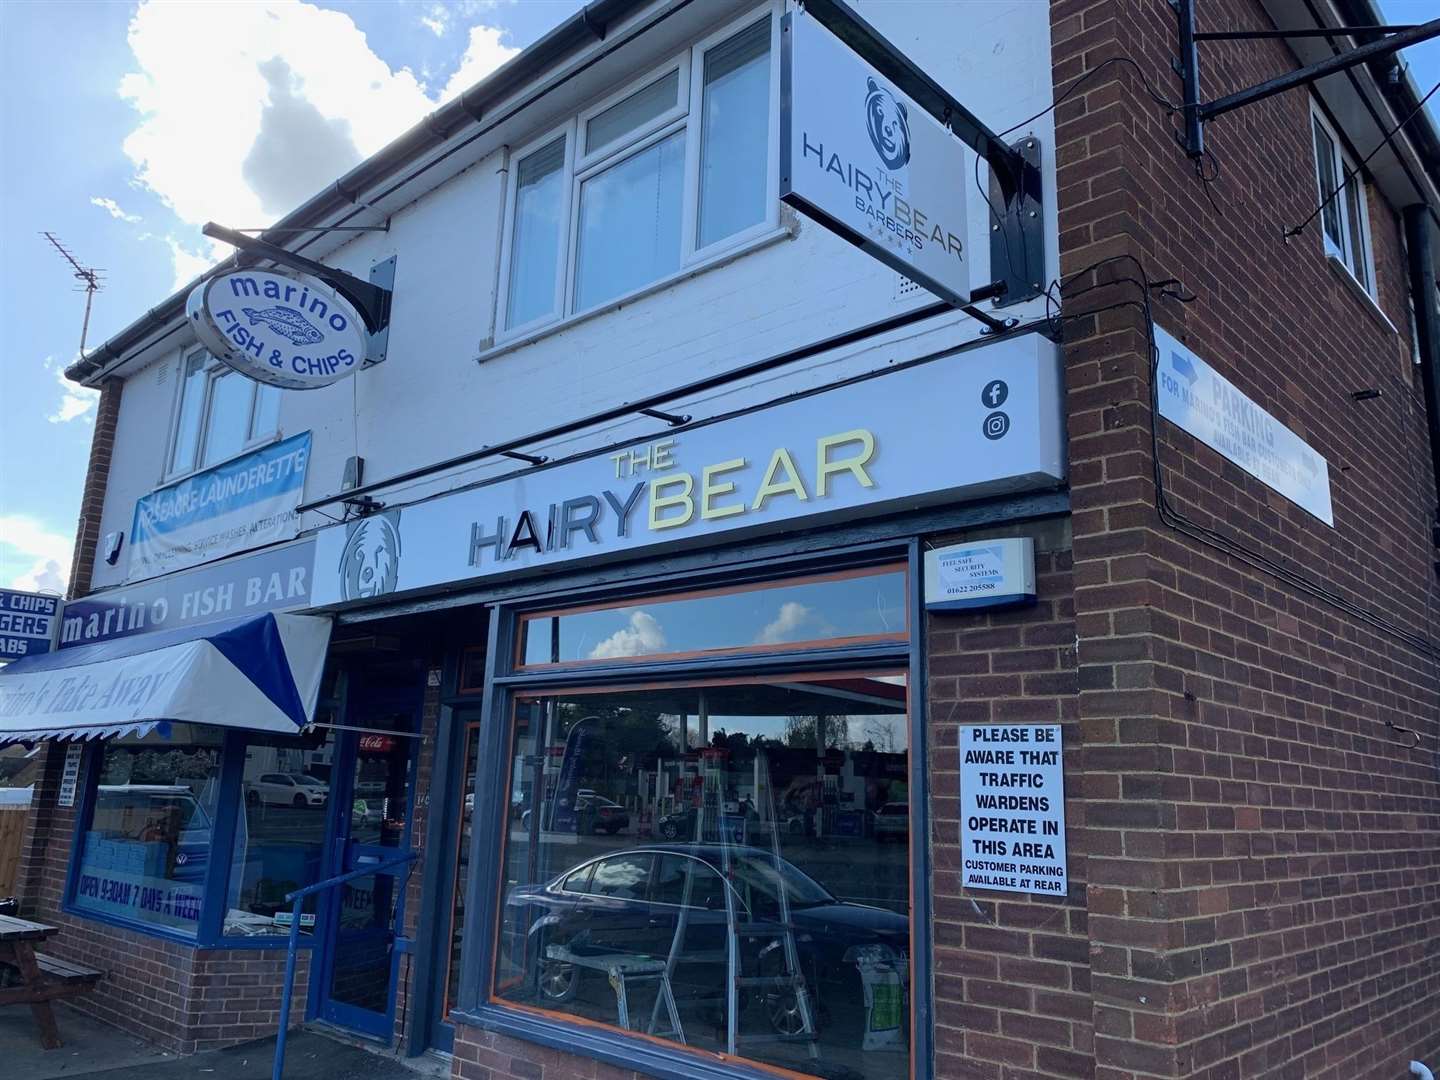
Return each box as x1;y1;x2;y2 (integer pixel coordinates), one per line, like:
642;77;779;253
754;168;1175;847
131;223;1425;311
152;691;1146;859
981;380;1009;409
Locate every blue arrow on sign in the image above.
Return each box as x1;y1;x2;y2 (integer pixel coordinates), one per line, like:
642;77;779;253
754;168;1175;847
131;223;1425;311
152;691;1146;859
1171;351;1198;385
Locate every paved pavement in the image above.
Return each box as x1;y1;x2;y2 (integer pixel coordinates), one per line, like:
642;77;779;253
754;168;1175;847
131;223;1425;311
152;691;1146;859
2;1005;430;1080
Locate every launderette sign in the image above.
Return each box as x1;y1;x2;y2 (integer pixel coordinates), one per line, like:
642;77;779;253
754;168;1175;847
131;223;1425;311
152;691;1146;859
129;433;311;581
310;333;1065;606
186;268;366;389
780;8;972;305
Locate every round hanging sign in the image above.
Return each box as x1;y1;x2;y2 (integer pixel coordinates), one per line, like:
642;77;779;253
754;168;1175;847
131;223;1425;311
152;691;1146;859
186;268;368;390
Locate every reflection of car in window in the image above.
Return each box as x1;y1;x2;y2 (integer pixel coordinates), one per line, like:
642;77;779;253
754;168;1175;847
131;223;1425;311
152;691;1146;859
502;844;908;1033
245;772;329;808
520;791;630;835
872;802;909;843
93;785;212;884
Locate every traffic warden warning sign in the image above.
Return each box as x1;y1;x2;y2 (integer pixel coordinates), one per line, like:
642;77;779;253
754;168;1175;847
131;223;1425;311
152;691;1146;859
960;724;1068;895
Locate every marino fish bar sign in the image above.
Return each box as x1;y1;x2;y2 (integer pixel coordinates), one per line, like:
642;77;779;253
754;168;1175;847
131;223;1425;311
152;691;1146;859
780;8;972;305
311;334;1064;606
130;433;311;581
186;268;367;389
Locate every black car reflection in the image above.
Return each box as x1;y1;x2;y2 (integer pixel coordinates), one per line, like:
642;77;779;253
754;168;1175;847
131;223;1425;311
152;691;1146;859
502;844;908;1035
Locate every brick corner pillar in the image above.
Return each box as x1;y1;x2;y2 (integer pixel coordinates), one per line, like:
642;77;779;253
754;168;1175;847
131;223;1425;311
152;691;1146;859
67;375;124;600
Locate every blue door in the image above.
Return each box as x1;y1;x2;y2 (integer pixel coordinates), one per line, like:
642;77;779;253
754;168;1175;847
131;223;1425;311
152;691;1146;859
313;685;420;1041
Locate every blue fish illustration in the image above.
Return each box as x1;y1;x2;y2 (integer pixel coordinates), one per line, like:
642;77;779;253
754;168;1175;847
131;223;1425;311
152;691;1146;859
242;306;324;346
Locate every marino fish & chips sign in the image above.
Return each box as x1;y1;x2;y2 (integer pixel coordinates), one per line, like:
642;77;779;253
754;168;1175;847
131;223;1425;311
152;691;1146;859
187;268;367;389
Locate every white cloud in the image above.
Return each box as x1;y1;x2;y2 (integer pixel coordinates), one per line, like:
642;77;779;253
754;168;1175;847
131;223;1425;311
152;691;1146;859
42;356;100;424
439;24;519;103
118;0;517;282
0;516;73;595
589;611;666;659
90;196;141;223
756;602;815;645
420;5;449;36
164;237;219;291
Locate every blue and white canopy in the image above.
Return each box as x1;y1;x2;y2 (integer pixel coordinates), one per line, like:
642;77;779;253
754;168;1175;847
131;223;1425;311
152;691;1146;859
0;612;331;744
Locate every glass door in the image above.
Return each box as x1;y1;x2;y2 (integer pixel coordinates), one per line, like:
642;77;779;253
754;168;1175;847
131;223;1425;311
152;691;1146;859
314;688;419;1040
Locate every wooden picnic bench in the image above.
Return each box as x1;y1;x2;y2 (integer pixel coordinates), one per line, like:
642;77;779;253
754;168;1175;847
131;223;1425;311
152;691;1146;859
0;913;103;1048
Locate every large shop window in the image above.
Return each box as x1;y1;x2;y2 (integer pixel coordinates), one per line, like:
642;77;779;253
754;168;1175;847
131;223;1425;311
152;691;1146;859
497;6;778;339
68;724;335;944
73;726;223;937
168;347;282;478
488;565;914;1080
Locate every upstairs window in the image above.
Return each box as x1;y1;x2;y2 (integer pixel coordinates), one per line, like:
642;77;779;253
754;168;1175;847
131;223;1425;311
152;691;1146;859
1310;104;1373;293
497;7;778;339
168;348;281;478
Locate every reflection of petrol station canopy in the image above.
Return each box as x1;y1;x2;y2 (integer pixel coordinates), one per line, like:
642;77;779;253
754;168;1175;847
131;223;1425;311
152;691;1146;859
524;678;906;721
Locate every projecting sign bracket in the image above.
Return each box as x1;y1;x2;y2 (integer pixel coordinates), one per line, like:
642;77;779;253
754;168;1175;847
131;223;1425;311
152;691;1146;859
202;222;393;338
795;0;1046;308
1172;1;1440;159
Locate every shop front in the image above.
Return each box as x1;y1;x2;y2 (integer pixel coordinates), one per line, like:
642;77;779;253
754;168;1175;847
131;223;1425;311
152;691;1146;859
3;328;1068;1074
303;328;1070;1077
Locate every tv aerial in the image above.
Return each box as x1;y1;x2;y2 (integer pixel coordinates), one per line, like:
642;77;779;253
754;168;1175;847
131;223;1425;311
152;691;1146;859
42;231;106;357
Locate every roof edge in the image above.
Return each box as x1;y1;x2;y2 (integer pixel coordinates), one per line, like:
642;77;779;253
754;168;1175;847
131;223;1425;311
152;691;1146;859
65;0;646;388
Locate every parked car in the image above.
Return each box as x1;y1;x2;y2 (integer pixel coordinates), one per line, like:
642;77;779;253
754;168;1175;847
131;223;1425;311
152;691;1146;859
872;802;909;842
351;798;383;829
501;844;908;1034
520;792;629;835
92;785;213;884
245;772;328;808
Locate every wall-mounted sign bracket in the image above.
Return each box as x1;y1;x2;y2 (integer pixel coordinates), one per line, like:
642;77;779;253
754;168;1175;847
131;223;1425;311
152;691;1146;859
202;222;393;336
797;0;1045;307
1173;2;1440;160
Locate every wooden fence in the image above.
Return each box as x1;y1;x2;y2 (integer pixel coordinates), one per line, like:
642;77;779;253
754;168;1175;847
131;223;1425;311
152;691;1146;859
0;807;28;897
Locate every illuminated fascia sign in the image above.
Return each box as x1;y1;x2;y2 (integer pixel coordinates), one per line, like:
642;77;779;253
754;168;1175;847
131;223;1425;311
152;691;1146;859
780;9;972;305
310;333;1065;606
186;269;367;389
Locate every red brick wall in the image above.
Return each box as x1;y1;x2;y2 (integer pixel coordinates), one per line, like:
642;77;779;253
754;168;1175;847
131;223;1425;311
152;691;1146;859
1054;2;1440;1078
66;376;122;599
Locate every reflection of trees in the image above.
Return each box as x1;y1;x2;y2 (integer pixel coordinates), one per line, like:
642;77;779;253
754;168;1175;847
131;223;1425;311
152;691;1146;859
863;717;899;753
101;748;218;787
783;714;850;749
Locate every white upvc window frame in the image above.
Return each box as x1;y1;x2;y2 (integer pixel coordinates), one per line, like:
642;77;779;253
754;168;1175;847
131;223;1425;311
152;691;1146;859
1310;101;1374;295
493;1;781;346
162;347;281;484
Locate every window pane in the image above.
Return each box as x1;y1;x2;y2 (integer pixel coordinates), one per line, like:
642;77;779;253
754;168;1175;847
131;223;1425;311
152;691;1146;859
698;19;771;248
1344;174;1369;286
201;370;252;467
586;70;680;158
170;351;208;474
75;728;224;937
520;566;907;666
249;382;281;441
495;677;911;1079
506;138;566;330
574;131;685;311
1312;118;1343;251
224;730;333;937
445;722;482;1016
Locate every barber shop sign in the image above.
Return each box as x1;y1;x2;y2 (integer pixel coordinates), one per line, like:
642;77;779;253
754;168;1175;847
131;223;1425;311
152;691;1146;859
187;268;367;389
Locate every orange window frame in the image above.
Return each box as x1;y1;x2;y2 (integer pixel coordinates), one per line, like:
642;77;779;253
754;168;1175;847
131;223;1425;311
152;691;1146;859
514;563;909;670
485;668;918;1080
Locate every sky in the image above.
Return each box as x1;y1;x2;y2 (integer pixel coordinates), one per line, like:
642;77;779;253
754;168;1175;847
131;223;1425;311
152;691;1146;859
0;0;1437;598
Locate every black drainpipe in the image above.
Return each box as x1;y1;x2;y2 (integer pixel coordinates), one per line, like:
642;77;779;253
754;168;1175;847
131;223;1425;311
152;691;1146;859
1403;204;1440;574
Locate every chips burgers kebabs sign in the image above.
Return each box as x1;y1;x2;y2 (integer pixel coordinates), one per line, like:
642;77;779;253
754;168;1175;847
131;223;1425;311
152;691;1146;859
187;268;367;390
